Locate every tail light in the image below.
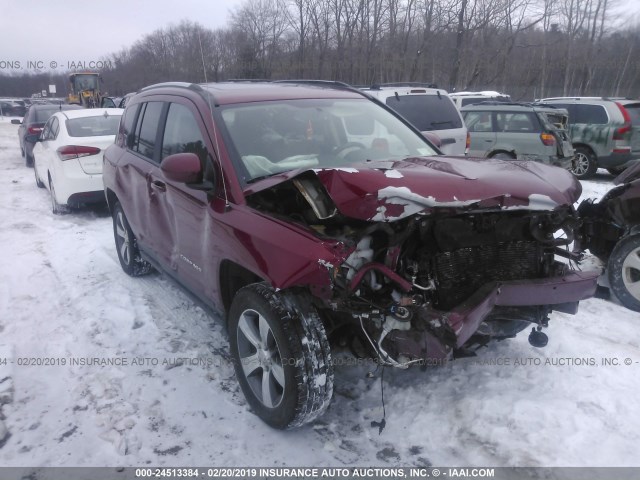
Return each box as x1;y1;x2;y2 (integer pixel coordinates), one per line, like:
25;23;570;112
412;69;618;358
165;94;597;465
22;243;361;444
56;145;101;161
613;102;632;140
540;132;556;146
27;126;43;135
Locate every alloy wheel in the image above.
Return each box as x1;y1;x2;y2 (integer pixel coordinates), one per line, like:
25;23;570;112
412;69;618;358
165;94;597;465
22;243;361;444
115;211;131;266
622;245;640;301
236;309;286;408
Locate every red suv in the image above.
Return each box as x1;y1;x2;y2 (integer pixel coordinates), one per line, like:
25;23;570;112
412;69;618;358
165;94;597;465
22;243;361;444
103;81;599;429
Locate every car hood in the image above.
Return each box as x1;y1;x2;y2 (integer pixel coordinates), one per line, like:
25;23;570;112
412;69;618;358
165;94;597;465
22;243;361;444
245;156;582;222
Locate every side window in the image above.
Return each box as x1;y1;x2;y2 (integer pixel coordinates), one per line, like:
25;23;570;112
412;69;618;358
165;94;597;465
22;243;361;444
463;111;493;132
118;103;139;148
132;102;164;161
573;104;608;124
41;118;53;140
496;112;537;132
161;103;208;165
50;117;59;140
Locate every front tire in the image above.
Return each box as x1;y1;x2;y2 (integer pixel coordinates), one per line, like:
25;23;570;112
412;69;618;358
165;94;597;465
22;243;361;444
34;164;44;188
571;147;597;179
608;234;640;312
112;202;153;277
228;283;333;429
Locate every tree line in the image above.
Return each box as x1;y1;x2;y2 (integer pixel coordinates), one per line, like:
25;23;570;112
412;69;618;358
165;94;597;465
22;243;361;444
1;0;639;100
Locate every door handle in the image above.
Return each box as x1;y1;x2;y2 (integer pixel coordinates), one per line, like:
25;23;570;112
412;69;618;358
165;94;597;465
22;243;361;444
484;139;493;142
151;180;166;192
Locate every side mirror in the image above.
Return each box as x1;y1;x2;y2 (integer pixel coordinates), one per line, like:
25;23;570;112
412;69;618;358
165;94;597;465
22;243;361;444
422;131;442;148
11;119;22;125
161;152;204;185
25;133;40;143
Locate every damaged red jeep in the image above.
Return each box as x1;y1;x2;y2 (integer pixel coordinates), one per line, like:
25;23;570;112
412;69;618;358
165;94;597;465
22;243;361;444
103;81;599;429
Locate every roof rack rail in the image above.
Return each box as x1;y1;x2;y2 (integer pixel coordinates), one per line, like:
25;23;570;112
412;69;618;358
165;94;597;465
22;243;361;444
369;82;439;90
466;101;566;109
138;82;203;93
272;79;352;89
226;78;271;83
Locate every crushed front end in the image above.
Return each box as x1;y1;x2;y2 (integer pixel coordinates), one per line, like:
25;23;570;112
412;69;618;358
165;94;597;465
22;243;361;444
246;159;600;367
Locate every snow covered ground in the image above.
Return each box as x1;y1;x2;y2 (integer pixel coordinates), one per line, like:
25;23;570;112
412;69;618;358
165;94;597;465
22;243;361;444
0;116;638;468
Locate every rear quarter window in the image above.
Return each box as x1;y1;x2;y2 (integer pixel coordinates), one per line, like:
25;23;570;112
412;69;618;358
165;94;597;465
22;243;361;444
385;94;463;131
572;104;608;124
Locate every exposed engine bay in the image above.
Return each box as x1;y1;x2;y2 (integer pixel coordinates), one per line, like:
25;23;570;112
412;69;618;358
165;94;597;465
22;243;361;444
248;168;598;368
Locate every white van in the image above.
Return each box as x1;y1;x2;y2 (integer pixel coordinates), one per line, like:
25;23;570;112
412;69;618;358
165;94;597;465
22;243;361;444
361;83;469;156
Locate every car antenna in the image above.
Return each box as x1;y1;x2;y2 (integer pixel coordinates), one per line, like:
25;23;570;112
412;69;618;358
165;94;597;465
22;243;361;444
198;28;230;212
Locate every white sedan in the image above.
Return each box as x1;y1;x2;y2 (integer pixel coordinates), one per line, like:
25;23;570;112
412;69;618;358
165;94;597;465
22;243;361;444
31;108;122;214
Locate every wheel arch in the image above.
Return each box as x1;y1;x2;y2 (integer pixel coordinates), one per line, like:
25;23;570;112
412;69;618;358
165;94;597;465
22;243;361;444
105;188;118;214
488;149;516;159
219;260;263;314
573;143;597;160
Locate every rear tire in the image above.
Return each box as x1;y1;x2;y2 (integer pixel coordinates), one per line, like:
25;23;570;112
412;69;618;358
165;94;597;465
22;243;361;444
571;147;597;179
26;153;34;168
49;179;68;215
112;202;153;276
608;234;640;312
228;283;334;429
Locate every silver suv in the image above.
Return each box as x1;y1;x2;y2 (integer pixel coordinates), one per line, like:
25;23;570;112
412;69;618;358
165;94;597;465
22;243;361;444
461;102;574;169
540;97;640;178
361;83;468;156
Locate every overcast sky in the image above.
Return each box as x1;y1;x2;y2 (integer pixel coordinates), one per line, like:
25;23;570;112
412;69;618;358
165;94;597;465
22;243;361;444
0;0;245;72
1;0;639;74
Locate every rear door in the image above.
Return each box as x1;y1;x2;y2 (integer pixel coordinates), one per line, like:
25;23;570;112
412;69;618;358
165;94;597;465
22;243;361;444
495;111;542;158
123;101;173;265
384;93;468;155
462;110;496;157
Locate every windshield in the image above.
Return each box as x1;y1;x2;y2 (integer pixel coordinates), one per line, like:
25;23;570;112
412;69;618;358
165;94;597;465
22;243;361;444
220;98;438;183
74;75;99;92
